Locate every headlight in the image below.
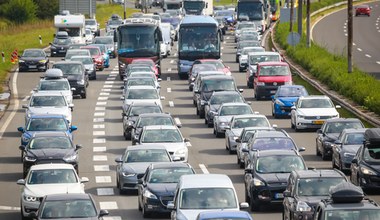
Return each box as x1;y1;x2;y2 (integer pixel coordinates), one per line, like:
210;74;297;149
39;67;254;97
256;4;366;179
296;201;312;212
22;135;30;143
343;152;355;158
200;100;206;106
143;189;158;199
127;121;134;126
297;114;305;119
50;46;57;49
220;122;228;126
175;148;186;155
39;60;47;63
122;172;136;177
24;156;36;162
19;60;25;63
87;66;94;71
77;79;85;85
232;136;239;140
253;178;265;186
210;111;217;116
324;141;334;148
361;166;377;175
241;58;247;63
24;195;38;202
63;154;77;162
274;99;285;106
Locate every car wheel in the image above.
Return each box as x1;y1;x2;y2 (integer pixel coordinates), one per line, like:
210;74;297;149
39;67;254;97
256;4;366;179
235;57;239;63
250;194;259;211
124;131;131;140
138;198;142;211
199;110;205;119
23;166;28;178
204;117;208;125
248;81;253;88
81;90;87;99
321;148;329;161
216;130;223;138
213;126;216;135
228;145;234;154
193;99;196;107
244;186;250;203
196;107;199;115
316;144;321;156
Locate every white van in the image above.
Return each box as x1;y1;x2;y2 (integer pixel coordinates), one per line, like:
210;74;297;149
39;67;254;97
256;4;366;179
167;174;249;220
160;23;173;58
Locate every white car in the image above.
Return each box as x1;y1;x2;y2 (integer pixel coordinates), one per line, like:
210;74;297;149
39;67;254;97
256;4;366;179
136;125;189;162
23;91;74;125
290;95;341;131
17;163;88;219
85;28;94;44
238;46;265;72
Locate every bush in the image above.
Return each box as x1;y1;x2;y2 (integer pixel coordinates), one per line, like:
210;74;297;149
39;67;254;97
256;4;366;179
33;0;59;20
2;0;37;24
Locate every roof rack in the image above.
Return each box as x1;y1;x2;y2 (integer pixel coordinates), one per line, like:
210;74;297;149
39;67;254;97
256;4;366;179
44;69;64;79
329;182;364;203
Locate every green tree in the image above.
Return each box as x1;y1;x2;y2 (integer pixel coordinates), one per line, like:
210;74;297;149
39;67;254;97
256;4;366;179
33;0;59;19
2;0;37;23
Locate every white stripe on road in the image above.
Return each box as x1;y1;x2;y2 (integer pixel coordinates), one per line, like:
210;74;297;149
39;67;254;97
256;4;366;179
100;93;110;96
111;71;119;74
357;48;362;51
93;146;107;152
96;102;107;106
169;101;174;107
93;131;105;136
99;202;118;210
0;205;21;211
93;138;106;144
199;164;210;174
105;81;114;84
109;74;117;77
95;176;112;183
365;54;371;58
103;217;122;220
0;69;19;139
93;124;105;129
174;117;181;127
94;165;110;171
97;188;115;196
103;85;113;88
93;155;108;161
95;107;106;111
101;88;112;92
94;112;105;117
107;77;116;81
93;118;105;123
376;61;380;65
167;88;171;93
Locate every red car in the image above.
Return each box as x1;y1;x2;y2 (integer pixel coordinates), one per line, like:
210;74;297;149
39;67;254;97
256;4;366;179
355;5;371;16
131;59;160;78
80;46;105;71
191;59;231;76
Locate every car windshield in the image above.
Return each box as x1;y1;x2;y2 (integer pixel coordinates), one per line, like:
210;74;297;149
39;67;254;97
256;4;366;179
277;86;308;97
202;80;235;92
142;129;182;143
30;95;66;107
71;57;93;65
148;167;194;183
108;20;122;25
90;44;106;53
23;50;44;57
29;137;72;149
179;188;237;209
129;67;153;73
251;137;296;151
126;89;159;99
299;99;334;108
239;41;260;48
94;37;113;44
242;48;265;55
85;20;96;25
325;122;364;133
242;130;256;142
40;199;96;218
297;177;345;196
39;81;70;91
325;210;380;220
130;73;156;79
202;60;224;69
233;118;270;129
215;11;234;16
137;117;173;127
128;106;162;116
53;38;71;45
126;78;155;87
65;50;89;59
83;47;101;56
132;60;155;67
363;147;380;163
249;54;281;64
53;63;83;75
343;133;365;145
125;149;171;162
27;118;68;131
210;94;244;104
237;23;255;30
259;65;290;76
256;155;306;174
27;169;78;184
219;106;253;116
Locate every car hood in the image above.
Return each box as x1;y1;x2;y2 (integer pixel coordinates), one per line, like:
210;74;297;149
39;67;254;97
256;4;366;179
24;183;84;197
28;107;70;116
84;64;94;69
257;75;291;83
209;104;221;112
342;144;361;154
216;115;233;123
277;97;299;106
230;128;244;136
259;173;290;183
27;148;75;159
297;108;338;116
147;183;177;196
324;133;340;142
20;56;46;61
66;74;83;81
122;162;153;174
201;91;213;101
51;44;70;48
178;208;238;220
143;142;186;152
299;196;329;206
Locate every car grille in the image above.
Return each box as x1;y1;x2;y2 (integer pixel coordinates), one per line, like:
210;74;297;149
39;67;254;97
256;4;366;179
267;182;288;187
68;80;78;87
168;152;174;155
369;176;380;183
264;82;285;86
304;116;333;120
160;196;174;207
280;106;292;112
25;61;39;65
37;159;65;164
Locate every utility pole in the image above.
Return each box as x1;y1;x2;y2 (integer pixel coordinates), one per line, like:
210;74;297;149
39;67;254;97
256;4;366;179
124;0;127;19
306;0;311;47
289;0;294;32
297;0;302;36
347;0;353;73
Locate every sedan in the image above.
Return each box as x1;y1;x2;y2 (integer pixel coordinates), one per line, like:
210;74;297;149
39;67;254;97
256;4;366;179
188;64;217;91
93;36;116;58
355;5;371;16
29;193;108;219
17;163;88;219
115;145;173;194
89;44;110;68
18;49;49;72
121;85;164;113
70;55;97;80
137;162;195;217
132;58;160;77
80;46;105;71
271;85;309;118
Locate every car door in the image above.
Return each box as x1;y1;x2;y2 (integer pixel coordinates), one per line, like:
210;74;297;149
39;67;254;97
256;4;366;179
350;146;363;185
316;123;327;154
283;174;295;219
332;133;344;168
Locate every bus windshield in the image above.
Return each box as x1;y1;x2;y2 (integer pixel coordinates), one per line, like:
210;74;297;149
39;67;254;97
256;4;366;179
184;1;205;14
237;2;263;21
117;26;159;58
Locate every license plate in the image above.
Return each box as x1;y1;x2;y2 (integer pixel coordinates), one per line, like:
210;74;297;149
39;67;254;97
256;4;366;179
29;65;37;69
270;90;276;94
59;50;65;52
313;120;324;125
275;193;284;199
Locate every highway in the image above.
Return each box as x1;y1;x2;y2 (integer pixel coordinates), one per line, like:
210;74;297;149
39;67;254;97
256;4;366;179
0;28;379;220
312;1;380;78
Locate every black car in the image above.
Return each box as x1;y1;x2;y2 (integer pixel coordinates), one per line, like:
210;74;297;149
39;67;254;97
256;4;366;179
244;149;307;211
316;118;364;160
50;37;72;57
137;162;195;217
350;128;380;190
282;169;347;220
52;61;89;99
29;193;108;220
19;131;81;177
332;128;367;172
131;113;178;145
122;102;163;140
18;49;49;72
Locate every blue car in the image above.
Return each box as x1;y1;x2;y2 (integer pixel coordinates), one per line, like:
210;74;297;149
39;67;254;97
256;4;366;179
271;85;309;118
17;114;77;146
90;44;110;68
196;211;252;220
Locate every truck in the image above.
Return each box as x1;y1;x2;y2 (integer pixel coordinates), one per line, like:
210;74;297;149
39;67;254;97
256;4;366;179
163;0;183;10
236;0;271;34
54;14;86;44
183;0;212;15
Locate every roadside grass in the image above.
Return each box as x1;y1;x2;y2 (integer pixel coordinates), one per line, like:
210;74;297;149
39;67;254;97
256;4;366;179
96;4;139;29
214;0;236;6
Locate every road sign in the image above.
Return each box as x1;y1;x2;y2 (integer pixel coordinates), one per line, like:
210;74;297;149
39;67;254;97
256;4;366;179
287;32;300;46
59;0;96;18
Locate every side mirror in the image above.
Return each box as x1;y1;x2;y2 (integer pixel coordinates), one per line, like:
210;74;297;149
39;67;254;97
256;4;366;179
70;125;78;132
76;144;83;150
71;88;76;91
28;212;37;219
194;89;200;94
283;190;291;197
334;140;342;145
240;202;249;209
157;78;162;82
120;96;124;100
22;104;28;109
19;145;26;151
80;177;89;183
184;138;190;142
99;209;109;217
235;138;241;143
244;167;253;174
298;147;306;152
336;105;341;109
17;127;25;133
351;158;358;164
69;103;74;109
238;89;244;93
115;156;123;163
17;179;26;185
167;201;175;210
317;129;322;134
120;86;125;89
160;96;165;100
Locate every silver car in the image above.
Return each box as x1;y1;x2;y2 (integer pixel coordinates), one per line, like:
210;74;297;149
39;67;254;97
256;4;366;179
121;85;164;113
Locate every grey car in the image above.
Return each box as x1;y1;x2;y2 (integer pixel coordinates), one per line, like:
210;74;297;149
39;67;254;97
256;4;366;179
115;145;172;194
70;56;97;80
93;36;116;58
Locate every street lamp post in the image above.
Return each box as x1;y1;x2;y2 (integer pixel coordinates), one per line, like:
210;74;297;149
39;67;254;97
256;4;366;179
347;0;353;73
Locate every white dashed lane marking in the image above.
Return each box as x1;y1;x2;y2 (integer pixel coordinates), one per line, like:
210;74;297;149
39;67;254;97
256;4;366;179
97;188;115;196
376;61;380;65
93;124;105;129
365;54;371;58
95;176;112;183
167;88;172;93
199;164;210;174
101;88;112;92
169;101;174;107
95;107;106;111
94;165;110;171
98;97;108;101
0;205;21;211
103;85;113;88
93;118;105;123
99;202;118;210
100;93;110;96
105;81;114;84
96;102;107;106
93;146;107;152
357;48;362;51
93;131;105;136
94;112;105;117
93;138;106;144
93;155;108;161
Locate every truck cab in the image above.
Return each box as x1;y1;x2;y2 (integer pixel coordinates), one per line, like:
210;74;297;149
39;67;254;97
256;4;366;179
54;14;86;44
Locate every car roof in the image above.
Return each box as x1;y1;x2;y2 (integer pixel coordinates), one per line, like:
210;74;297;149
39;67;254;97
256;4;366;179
138;113;171;118
202;75;234;80
220;103;250;107
29;163;76;170
323;118;362;123
298;95;329;100
292;169;346;179
53;61;84;65
127;85;157;90
197;211;251;219
24;48;44;52
342;128;367;133
257;149;299;157
258;61;289;66
126;144;169;150
179;174;233;189
70;55;92;59
212;91;241;95
31;92;65;97
254;130;289;138
32;131;69;138
143;125;178;130
129;102;160;107
44;193;91;201
150;162;191;169
278;85;306;89
232;114;266;119
248;51;280;56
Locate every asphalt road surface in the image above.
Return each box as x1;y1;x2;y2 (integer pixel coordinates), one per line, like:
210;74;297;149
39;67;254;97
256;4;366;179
312;1;380;78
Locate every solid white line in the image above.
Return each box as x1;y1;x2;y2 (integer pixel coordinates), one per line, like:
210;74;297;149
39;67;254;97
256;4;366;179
167;88;171;93
169;101;174;107
199;164;210;174
0;205;21;211
365;54;371;58
22;96;30;102
0;69;19;139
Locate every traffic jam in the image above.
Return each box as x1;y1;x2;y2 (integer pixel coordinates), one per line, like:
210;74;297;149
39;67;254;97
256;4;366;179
6;0;380;219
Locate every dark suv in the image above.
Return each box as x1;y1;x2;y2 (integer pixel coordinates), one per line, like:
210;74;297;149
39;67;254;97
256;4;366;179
282;169;347;220
244;149;307;211
52;61;89;98
350;128;380;190
195;75;242;118
313;182;380;220
316;118;364;160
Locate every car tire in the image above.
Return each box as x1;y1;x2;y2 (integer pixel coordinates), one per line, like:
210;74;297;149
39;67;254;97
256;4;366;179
248;81;253;88
138;199;142;211
81;90;87;99
21;206;30;220
228;145;234;154
124;131;131;140
196;107;199;115
204;118;208;125
235;57;239;63
250;194;259;211
316;144;321;156
321;148;329;161
244;186;250;203
207;122;213;128
240;159;245;168
193;99;196;107
216;130;223;138
199;111;205;119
